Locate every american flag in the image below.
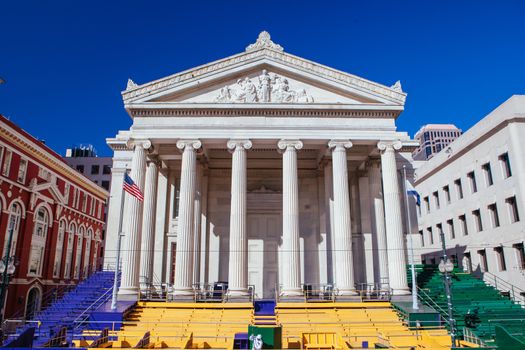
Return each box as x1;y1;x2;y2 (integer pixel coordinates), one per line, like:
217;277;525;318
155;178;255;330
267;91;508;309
123;173;144;201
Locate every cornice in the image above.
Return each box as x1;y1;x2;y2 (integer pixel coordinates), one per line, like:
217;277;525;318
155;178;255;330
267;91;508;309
128;108;399;119
0;126;109;199
122;48;406;105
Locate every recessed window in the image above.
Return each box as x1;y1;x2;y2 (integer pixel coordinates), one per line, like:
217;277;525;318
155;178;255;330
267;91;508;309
17;158;28;183
76;165;84;173
443;185;451;204
427;226;434;245
91;165;100;174
459;214;468;236
482;163;493;187
506;196;520;223
478;249;488;272
433;191;440;209
499;152;512;178
424;196;430;213
463;252;472;272
473;209;483;232
488;203;500;228
101;180;110;191
447;219;455;239
494;247;507;271
467;171;477;193
437;223;443;243
455;179;463;199
419;230;424;247
103;165;111;175
513;243;525;270
2;150;12;177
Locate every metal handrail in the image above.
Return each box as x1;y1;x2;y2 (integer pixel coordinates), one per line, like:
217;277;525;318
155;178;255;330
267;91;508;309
73;286;113;328
481;271;525;305
416;286;450;325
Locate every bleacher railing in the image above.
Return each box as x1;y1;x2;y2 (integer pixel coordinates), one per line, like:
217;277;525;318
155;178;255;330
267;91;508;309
481;271;525;306
275;283;391;303
463;327;489;347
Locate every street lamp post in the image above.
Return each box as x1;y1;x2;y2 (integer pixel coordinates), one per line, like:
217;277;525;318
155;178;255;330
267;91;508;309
438;229;458;348
0;220;17;322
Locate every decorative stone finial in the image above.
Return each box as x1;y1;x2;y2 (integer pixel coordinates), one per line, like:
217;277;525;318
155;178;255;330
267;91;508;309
391;80;403;92
246;31;284;52
126;78;138;90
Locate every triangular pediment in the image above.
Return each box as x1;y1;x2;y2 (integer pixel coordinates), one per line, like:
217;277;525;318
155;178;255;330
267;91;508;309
122;32;406;109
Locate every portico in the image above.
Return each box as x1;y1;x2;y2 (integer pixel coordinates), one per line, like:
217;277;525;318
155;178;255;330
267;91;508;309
105;32;417;301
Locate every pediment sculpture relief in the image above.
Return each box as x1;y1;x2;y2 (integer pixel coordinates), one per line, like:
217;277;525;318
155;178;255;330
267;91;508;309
215;70;314;104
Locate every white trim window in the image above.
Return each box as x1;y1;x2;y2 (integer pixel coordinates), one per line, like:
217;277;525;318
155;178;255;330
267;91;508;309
83;229;92;277
4;203;22;258
0;146;4;168
64;223;75;279
2;150;12;177
74;227;84;279
53;220;66;277
17;158;28;184
28;207;49;276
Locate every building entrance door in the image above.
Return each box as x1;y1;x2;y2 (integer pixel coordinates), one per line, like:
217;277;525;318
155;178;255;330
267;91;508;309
247;214;281;299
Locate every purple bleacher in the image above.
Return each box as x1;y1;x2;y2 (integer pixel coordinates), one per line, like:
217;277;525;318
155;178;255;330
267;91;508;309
11;271;117;348
253;299;276;316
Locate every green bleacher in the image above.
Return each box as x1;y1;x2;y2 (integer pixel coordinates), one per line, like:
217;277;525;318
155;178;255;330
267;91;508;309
409;264;525;346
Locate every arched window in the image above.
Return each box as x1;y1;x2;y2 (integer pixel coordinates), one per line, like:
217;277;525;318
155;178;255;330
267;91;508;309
53;220;66;277
83;229;93;277
63;223;75;279
28;207;49;276
3;202;22;258
74;227;84;279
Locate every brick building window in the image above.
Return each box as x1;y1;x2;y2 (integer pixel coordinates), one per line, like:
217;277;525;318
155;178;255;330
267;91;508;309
2;150;12;176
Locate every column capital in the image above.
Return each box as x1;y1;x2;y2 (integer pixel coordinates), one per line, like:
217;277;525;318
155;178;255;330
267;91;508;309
127;138;153;151
176;139;202;151
328;140;353;150
377;140;402;152
146;154;161;166
227;139;252;151
277;139;303;151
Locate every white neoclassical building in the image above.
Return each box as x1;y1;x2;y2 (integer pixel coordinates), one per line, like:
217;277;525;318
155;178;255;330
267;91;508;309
105;32;419;300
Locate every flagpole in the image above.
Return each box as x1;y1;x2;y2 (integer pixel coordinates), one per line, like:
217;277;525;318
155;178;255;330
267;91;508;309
111;186;126;310
403;165;419;310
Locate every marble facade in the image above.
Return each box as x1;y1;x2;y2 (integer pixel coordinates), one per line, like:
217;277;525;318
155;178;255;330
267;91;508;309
105;32;419;300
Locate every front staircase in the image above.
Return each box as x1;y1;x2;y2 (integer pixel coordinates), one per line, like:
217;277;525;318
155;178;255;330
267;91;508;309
10;271;116;347
412;264;525;346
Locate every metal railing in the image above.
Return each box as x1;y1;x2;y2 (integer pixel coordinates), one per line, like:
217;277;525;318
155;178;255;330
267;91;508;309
275;283;391;303
415;286;449;326
481;271;525;306
73;286;114;330
463;327;489;347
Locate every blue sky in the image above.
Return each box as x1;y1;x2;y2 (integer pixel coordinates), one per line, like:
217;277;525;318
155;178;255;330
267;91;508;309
1;0;524;156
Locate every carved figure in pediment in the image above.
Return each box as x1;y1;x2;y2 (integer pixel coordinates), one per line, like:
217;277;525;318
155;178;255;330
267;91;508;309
243;78;258;102
273;77;295;103
231;79;246;103
296;88;314;103
215;86;231;102
258;69;271;102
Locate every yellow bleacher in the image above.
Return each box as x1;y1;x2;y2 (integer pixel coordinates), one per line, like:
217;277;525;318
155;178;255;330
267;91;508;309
91;301;253;349
276;302;452;349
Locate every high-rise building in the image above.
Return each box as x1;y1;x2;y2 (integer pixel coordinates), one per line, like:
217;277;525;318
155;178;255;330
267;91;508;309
64;145;113;192
413;124;462;160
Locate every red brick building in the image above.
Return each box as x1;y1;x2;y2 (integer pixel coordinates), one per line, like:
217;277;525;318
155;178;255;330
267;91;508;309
0;115;108;319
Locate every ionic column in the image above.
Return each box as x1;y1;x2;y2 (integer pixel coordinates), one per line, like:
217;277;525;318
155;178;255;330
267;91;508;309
368;160;389;287
328;140;356;295
118;139;151;299
172;139;201;296
278;140;303;297
227;140;252;297
139;156;159;290
378;141;410;295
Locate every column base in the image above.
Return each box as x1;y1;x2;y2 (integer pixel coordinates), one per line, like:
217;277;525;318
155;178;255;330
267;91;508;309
280;287;303;301
337;288;358;296
117;287;139;301
172;287;195;301
226;289;251;302
391;287;411;296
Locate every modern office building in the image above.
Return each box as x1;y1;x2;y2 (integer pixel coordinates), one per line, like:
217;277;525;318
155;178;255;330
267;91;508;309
64;146;113;192
414;96;525;299
413;124;462;160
